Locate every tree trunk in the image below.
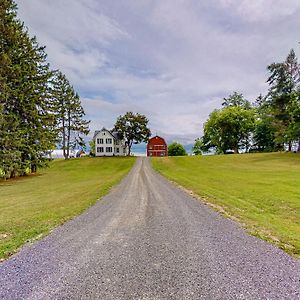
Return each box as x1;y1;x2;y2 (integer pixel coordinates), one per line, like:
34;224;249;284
288;141;292;152
31;164;37;173
10;169;16;179
234;147;239;154
297;138;300;152
127;141;132;156
62;117;67;159
66;110;71;159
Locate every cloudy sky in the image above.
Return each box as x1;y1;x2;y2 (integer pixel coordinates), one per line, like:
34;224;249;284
16;0;300;145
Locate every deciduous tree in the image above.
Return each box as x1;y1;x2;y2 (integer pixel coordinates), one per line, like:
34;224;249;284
192;138;203;155
203;106;255;154
113;112;151;156
168;142;187;156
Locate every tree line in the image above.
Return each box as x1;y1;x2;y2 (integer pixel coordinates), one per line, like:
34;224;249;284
0;0;89;179
193;49;300;155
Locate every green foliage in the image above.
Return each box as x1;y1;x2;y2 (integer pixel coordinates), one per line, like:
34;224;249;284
222;91;251;109
192;138;203;155
252;97;277;152
0;157;136;259
265;49;300;150
0;0;56;178
114;112;151;155
0;1;88;176
152;153;300;259
89;139;95;156
199;50;300;154
50;71;90;159
168;142;187;156
203;106;255;154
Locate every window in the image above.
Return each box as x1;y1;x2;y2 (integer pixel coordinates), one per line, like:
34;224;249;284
116;148;120;153
149;146;153;149
97;147;104;153
106;138;112;144
97;138;103;144
115;140;119;145
106;147;113;153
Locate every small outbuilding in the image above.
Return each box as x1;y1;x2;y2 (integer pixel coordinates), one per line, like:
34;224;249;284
147;136;168;157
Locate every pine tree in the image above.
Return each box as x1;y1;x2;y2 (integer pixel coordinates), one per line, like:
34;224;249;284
0;0;56;178
266;49;300;151
252;95;276;152
222;92;251;109
51;71;90;159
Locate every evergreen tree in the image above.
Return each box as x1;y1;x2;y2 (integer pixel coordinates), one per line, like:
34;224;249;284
266;49;300;151
287;92;300;151
51;72;90;159
0;0;56;178
222;92;251;109
252;96;276;152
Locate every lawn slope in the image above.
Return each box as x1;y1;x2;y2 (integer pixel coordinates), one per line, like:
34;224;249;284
0;157;136;260
152;153;300;258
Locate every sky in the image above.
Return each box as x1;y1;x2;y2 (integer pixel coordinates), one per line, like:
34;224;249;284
16;0;300;145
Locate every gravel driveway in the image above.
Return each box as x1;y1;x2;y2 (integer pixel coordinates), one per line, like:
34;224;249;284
0;157;299;299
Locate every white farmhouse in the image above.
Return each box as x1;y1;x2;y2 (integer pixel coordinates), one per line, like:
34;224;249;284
93;128;128;157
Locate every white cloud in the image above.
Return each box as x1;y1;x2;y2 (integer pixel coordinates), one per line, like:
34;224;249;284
219;0;300;22
15;0;300;145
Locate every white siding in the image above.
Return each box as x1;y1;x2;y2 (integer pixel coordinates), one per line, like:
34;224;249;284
94;129;128;157
95;130;115;156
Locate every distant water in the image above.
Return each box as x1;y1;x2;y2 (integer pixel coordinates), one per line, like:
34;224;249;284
85;141;193;156
132;152;147;157
131;143;146;156
131;142;194;156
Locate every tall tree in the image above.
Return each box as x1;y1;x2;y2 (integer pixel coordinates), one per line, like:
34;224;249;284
51;72;90;159
287;92;300;151
222;92;251;109
0;0;56;177
252;96;276;152
113;112;151;156
266;49;300;151
203;106;255;154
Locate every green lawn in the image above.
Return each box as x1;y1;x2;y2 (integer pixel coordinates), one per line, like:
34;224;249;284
152;153;300;259
0;157;136;260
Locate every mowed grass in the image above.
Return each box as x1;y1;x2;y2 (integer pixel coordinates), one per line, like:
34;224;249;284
152;153;300;258
0;157;136;260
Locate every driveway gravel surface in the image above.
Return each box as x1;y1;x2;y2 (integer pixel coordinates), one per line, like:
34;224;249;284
0;158;300;299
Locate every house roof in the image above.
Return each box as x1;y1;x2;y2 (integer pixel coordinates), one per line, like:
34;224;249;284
93;128;124;140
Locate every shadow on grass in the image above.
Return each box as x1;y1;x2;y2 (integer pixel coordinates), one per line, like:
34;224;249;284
0;173;45;186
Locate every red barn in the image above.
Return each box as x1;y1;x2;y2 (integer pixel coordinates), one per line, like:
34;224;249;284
147;136;168;157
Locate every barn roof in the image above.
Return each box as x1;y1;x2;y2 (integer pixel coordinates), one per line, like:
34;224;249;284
148;135;167;143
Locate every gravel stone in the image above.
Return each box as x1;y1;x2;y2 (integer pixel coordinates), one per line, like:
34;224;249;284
0;158;299;299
